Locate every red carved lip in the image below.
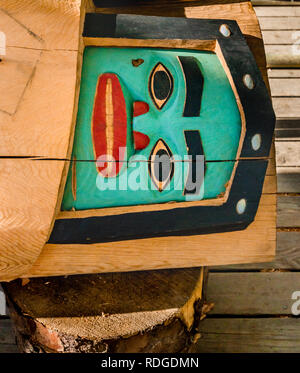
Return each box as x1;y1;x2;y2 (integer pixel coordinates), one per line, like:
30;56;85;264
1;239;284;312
92;73;127;177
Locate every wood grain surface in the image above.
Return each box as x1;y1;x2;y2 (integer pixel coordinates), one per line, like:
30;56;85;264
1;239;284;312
0;0;81;280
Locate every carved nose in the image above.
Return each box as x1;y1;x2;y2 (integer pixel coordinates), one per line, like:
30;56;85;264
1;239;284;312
133;101;150;150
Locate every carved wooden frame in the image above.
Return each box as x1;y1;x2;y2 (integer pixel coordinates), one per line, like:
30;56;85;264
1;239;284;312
49;14;275;245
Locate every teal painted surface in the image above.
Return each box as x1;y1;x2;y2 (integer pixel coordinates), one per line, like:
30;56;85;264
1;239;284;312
62;47;241;210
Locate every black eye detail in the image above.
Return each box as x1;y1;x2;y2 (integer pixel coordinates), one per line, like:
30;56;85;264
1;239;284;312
149;63;173;110
149;139;174;192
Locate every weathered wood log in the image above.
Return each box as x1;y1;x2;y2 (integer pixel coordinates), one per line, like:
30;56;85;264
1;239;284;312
3;268;210;353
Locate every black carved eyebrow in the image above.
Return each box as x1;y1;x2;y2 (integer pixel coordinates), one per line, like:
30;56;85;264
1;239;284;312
184;130;205;195
178;56;204;117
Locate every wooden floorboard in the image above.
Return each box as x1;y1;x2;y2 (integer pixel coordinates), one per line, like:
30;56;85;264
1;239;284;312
193;318;300;353
0;289;6;316
0;344;19;353
0;319;16;345
277;168;300;193
212;232;300;270
262;30;298;45
269;70;300;78
270;79;300;97
273;98;300;118
276;142;300;166
259;16;300;30
277;196;300;227
257;5;300;69
0;319;18;353
207;272;300;315
255;6;300;17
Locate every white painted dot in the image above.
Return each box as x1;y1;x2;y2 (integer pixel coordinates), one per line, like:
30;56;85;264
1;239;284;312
243;74;255;90
251;133;261;151
236;198;247;215
219;24;231;38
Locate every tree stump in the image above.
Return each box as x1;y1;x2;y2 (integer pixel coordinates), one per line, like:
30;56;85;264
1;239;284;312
2;268;210;353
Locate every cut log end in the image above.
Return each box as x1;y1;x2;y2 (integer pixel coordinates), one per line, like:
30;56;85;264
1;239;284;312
2;268;209;353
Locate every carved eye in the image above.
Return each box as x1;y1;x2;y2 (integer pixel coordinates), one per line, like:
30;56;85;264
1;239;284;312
149;139;174;192
149;63;173;110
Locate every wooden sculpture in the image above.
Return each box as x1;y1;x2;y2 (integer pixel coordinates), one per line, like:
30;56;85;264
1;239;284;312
0;0;277;353
0;0;276;281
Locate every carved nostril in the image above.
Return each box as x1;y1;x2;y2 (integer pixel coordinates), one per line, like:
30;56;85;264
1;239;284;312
132;101;150;150
133;131;150;150
133;101;149;117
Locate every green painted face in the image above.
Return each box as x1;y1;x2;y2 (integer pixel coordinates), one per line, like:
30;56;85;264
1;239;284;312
62;47;241;210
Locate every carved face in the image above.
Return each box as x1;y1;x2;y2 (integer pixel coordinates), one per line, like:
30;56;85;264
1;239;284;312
62;47;241;210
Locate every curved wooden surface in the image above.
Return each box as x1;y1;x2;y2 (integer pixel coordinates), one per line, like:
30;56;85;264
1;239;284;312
0;0;83;280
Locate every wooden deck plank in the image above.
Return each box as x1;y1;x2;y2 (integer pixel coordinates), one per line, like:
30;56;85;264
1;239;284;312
259;17;300;30
207;272;300;315
270;79;300;97
277;196;300;227
268;69;300;78
275;118;300;138
193;318;300;353
272;98;300;118
255;6;300;17
277;167;300;193
276;118;300;128
265;44;300;55
276;142;300;167
0;289;6;316
265;45;300;57
0;318;18;353
0;319;16;345
0;344;19;353
262;30;298;45
275;129;300;139
212;232;300;270
254;0;300;5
